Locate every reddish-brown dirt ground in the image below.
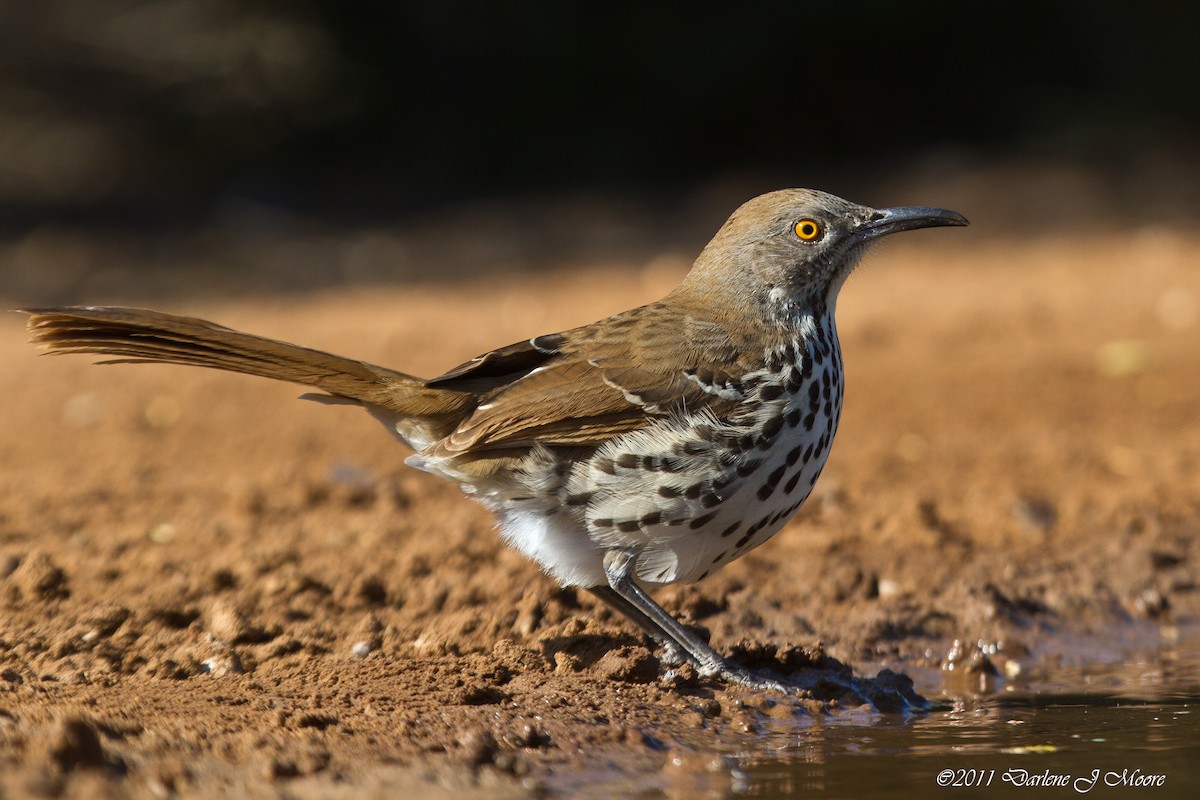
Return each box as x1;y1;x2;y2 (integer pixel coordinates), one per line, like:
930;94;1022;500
1;224;1198;797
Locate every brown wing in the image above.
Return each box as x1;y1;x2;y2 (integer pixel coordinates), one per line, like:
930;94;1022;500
431;303;761;455
426;333;564;392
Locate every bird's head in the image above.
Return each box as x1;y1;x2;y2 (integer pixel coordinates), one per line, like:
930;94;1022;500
680;188;968;316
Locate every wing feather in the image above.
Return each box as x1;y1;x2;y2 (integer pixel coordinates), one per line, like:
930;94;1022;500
430;304;764;455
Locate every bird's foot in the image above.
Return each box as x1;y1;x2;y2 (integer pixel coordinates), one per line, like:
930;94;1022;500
696;655;927;710
691;656;794;693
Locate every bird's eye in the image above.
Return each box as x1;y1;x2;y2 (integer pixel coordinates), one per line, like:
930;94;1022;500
794;218;823;242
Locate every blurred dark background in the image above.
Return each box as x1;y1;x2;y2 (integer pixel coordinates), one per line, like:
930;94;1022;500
1;0;1198;300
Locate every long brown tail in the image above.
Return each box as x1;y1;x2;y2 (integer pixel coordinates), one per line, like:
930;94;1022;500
23;306;473;424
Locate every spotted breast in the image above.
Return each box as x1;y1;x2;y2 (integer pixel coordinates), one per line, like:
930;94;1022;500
565;307;843;585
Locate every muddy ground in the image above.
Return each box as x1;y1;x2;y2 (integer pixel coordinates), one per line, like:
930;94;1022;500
1;221;1198;797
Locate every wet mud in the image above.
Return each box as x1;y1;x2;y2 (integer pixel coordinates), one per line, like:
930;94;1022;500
1;231;1197;796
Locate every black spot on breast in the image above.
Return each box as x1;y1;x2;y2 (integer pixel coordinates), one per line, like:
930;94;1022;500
565;491;594;506
738;434;756;452
784;470;803;494
712;472;735;490
684;483;703;500
757;464;788;501
680;441;708;456
593;518;613;528
759;383;784;401
737;458;762;477
786;446;802;466
823;400;832;417
803;443;814;463
658;484;681;498
700;492;724;509
697;570;710;581
617;520;641;533
640;511;662;526
736;514;772;548
759;415;784;444
720;522;741;538
804;412;817;431
595;458;616;475
689;510;718;530
786;408;802;428
614;453;643;472
712;550;728;564
785;369;803;393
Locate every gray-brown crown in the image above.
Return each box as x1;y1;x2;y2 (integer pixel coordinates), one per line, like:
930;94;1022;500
675;189;967;317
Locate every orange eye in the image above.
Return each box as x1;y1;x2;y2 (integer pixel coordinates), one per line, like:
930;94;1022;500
794;219;822;241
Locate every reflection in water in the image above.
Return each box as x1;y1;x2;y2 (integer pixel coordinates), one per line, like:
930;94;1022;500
566;623;1200;799
734;624;1200;799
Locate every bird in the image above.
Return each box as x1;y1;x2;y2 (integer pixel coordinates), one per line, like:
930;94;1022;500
24;189;967;691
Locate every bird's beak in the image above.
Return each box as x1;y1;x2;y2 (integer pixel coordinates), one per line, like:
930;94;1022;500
854;206;969;240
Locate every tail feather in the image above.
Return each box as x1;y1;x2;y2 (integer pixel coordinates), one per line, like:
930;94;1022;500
23;306;474;425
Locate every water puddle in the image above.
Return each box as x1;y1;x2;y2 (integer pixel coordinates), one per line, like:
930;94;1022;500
562;623;1199;798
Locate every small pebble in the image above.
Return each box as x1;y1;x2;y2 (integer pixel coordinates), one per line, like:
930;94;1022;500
148;523;176;544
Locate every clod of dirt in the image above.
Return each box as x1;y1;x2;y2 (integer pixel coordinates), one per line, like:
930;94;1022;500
150;605;200;630
453;683;511;706
8;552;69;600
1013;495;1058;533
142;657;199;681
263;745;331;781
459;729;500;768
199;649;244;677
352;574;390;606
80;605;131;639
295;712;338;731
349;613;384;657
207;599;272;644
43;716;107;772
594;646;659;684
724;641;837;675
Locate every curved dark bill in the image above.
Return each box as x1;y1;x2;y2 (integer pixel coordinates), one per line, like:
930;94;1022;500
856;206;969;239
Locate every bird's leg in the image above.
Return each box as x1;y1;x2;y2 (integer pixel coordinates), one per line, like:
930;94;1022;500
586;585;687;666
595;548;790;692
